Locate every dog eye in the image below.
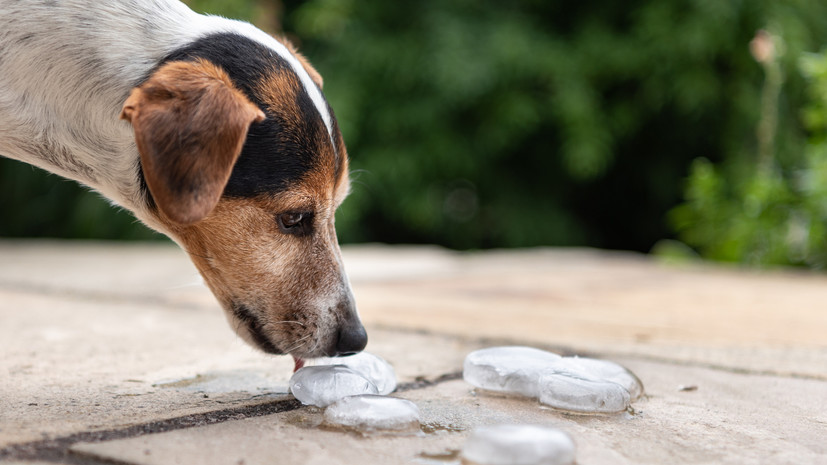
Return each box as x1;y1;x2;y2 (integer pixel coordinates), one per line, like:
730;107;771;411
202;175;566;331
280;212;303;228
276;212;312;235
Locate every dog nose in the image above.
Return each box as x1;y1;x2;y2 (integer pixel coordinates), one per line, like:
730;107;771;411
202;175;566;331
334;318;367;356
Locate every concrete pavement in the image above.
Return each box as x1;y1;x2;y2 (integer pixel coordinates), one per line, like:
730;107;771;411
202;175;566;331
0;240;825;464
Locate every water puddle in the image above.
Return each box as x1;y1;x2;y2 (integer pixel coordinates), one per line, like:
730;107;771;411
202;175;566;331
153;370;288;394
414;449;461;464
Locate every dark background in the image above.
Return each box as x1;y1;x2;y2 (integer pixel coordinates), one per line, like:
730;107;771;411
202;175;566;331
3;0;827;267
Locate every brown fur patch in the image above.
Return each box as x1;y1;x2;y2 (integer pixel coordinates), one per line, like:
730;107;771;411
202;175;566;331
165;185;349;357
121;59;265;225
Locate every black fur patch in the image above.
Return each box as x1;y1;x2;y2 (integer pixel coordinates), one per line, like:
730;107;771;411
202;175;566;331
160;32;337;199
232;303;283;354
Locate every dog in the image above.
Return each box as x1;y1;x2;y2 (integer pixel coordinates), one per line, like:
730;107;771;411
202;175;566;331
0;0;366;368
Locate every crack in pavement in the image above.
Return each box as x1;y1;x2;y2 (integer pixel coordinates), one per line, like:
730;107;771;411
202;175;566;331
610;352;827;381
0;372;463;464
378;326;827;382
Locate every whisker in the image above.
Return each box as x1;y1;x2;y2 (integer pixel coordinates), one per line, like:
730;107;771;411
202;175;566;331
349;168;371;178
306;336;324;357
270;320;306;327
283;334;311;354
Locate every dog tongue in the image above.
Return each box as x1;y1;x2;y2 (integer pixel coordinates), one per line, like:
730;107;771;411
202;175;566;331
292;356;305;373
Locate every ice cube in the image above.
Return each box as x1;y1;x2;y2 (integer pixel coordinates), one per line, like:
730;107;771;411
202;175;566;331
553;356;644;401
289;365;378;407
463;346;562;397
315;351;397;395
323;394;420;433
538;373;631;414
461;424;576;465
462;346;644;414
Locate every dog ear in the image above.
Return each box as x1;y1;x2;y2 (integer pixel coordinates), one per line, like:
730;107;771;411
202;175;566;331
120;59;265;225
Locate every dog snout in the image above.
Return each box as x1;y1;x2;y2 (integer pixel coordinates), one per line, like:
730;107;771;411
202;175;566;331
335;318;368;356
332;299;367;356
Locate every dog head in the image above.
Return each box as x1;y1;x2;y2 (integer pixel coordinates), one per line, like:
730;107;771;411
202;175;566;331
119;33;366;362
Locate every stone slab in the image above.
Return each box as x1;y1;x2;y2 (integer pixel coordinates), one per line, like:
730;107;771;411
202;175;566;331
2;240;827;463
0;241;481;447
70;358;827;465
0;286;478;447
351;248;827;379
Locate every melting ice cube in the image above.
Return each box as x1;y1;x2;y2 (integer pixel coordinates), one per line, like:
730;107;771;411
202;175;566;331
323;394;420;433
461;424;576;465
551;356;644;401
463;346;562;398
289;365;378;407
314;352;397;395
462;346;644;414
538;373;631;414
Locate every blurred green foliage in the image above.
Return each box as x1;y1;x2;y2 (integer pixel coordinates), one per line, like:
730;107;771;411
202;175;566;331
2;0;827;260
0;166;161;240
283;0;827;252
672;45;827;268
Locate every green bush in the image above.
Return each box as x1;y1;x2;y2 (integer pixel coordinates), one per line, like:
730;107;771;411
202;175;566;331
0;161;162;240
281;0;827;251
2;0;827;259
672;44;827;268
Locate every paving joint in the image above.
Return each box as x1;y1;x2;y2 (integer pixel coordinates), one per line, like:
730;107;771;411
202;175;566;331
0;372;463;464
0;398;300;463
598;351;827;381
374;325;827;381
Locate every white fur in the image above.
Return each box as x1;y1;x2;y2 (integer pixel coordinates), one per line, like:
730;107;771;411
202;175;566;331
0;0;332;231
